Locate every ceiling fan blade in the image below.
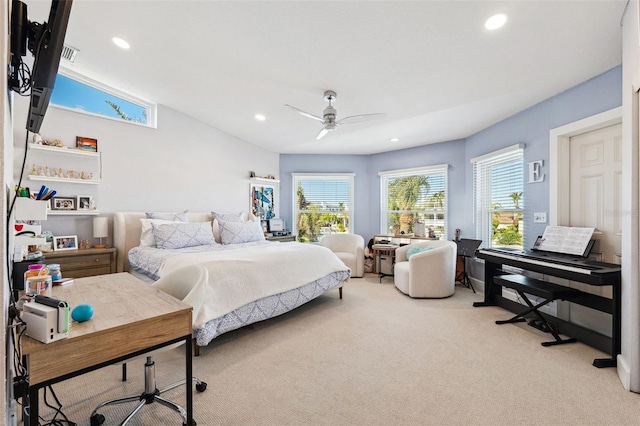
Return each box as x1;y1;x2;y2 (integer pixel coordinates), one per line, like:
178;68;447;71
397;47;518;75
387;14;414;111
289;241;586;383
284;104;324;122
316;127;329;140
336;112;386;125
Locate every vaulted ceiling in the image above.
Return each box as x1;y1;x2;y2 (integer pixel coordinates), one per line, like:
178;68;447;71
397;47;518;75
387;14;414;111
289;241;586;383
27;0;625;154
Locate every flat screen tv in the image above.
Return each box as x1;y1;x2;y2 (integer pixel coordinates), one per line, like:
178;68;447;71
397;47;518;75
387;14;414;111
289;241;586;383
9;0;73;133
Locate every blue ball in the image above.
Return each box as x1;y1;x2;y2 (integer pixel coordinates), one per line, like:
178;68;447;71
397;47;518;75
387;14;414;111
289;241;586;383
71;304;94;322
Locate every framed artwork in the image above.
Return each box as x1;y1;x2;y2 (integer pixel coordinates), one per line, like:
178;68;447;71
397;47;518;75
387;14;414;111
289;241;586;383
53;235;78;251
51;197;76;210
76;136;98;152
77;195;93;211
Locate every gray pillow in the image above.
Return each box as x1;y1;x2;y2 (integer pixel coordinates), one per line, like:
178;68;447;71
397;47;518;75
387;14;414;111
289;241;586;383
146;210;189;222
152;221;217;249
218;220;265;245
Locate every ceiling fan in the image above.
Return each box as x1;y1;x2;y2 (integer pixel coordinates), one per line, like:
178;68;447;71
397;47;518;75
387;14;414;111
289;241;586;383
285;90;386;140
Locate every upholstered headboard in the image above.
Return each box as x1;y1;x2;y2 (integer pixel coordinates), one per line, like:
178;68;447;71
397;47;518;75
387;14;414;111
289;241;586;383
113;211;258;273
114;212;213;272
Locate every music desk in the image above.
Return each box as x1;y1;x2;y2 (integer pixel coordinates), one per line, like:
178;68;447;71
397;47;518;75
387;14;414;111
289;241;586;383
20;273;194;426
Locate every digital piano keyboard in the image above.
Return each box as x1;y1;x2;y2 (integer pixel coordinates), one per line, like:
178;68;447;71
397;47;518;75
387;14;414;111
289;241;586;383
476;248;621;285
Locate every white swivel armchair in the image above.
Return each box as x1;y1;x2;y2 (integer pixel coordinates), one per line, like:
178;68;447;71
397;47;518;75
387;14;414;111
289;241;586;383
394;240;457;298
90;264;209;426
319;233;365;278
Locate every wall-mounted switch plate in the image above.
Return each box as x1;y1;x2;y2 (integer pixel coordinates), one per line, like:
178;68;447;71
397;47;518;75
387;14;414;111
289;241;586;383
534;212;547;223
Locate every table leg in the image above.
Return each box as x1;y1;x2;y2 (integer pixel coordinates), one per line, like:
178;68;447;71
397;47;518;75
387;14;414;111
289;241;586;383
186;335;194;425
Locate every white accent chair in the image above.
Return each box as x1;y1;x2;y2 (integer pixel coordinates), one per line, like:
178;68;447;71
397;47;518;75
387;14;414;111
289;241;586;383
319;233;365;278
90;264;209;426
393;240;457;298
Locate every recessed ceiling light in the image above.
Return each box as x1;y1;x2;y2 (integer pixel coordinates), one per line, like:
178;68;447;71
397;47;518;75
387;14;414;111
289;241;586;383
255;114;266;121
390;137;400;142
485;13;507;30
112;37;130;49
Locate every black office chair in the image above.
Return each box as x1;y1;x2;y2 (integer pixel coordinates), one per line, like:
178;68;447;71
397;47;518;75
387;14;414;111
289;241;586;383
90;264;209;426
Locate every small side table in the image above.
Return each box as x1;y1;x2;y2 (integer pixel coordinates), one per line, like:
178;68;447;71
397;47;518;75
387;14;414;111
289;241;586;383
373;244;399;282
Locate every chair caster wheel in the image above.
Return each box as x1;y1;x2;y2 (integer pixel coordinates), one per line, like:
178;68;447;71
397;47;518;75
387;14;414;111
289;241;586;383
196;382;207;392
90;413;105;426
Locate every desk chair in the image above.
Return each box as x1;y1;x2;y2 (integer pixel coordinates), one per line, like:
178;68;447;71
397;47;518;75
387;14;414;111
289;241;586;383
90;264;209;426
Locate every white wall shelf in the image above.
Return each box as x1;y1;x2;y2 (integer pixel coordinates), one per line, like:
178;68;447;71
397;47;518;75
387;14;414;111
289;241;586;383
27;175;101;185
47;210;101;216
29;143;100;158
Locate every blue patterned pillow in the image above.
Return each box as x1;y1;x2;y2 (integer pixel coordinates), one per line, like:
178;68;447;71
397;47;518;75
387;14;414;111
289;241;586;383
152;222;217;249
218;220;265;244
406;246;434;259
146;210;189;222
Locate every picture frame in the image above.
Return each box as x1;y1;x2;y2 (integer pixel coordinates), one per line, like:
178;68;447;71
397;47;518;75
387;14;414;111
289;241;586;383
77;195;93;211
260;219;269;233
269;218;285;232
76;136;98;152
53;235;78;251
51;196;76;210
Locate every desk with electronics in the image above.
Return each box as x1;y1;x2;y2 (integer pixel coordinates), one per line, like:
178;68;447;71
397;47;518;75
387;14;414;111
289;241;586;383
17;273;194;425
475;226;622;368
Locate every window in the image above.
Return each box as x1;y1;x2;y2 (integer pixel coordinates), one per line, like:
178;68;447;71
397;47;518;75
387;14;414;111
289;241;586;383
472;144;524;249
292;173;354;243
379;165;448;239
50;68;157;127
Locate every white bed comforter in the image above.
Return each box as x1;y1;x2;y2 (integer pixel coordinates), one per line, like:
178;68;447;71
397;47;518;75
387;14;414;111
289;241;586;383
157;242;350;329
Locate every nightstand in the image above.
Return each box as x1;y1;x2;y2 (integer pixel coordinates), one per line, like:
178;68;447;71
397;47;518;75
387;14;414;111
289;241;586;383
266;235;296;242
43;247;117;278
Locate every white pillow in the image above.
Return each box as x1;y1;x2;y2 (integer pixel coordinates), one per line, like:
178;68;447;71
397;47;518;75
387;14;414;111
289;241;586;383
140;219;182;247
152;222;217;249
145;210;189;221
211;211;245;223
218;220;265;245
211;211;245;243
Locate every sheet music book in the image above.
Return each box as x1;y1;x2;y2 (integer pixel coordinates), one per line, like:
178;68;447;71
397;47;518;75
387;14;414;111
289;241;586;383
536;226;594;256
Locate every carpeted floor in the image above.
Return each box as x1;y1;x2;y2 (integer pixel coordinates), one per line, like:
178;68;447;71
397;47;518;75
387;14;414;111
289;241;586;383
36;274;640;425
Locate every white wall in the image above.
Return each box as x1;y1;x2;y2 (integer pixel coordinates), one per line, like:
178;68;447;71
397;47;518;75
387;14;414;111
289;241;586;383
11;98;279;244
2;0;11;421
620;0;640;392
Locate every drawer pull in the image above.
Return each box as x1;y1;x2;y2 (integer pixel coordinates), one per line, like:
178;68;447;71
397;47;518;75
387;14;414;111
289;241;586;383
95;258;100;262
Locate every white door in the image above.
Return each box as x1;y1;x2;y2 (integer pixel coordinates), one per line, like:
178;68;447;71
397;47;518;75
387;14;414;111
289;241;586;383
563;123;622;335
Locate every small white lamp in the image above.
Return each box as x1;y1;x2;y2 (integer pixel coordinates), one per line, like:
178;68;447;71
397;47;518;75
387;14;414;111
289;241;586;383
93;217;108;248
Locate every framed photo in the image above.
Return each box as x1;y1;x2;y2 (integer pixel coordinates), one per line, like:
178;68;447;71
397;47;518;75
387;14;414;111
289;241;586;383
76;136;98;152
269;218;285;232
51;197;76;210
53;235;78;251
260;219;269;233
77;195;93;211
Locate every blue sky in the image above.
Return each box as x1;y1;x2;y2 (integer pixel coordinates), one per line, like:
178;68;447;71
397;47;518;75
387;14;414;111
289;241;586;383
50;75;147;123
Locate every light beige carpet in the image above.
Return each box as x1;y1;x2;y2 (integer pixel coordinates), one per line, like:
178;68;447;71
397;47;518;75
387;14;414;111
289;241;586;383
36;274;640;425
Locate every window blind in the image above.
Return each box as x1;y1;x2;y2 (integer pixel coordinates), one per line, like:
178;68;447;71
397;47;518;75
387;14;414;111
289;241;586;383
472;145;524;248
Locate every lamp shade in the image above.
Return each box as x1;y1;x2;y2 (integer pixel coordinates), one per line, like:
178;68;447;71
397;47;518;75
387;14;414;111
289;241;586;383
93;217;108;239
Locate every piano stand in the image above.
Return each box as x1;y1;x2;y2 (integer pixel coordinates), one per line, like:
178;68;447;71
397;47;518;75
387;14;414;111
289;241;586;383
494;275;580;347
456;254;476;293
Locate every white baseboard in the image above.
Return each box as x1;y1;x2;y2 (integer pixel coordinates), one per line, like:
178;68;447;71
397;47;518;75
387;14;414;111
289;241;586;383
617;354;631;391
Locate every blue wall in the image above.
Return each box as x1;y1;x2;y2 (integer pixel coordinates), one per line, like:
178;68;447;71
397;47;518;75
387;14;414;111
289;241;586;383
280;65;622;247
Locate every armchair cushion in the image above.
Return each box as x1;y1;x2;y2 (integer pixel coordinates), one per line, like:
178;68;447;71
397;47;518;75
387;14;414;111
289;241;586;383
394;240;457;298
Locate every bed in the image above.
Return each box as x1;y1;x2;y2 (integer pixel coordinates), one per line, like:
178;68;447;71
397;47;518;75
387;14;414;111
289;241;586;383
113;212;351;350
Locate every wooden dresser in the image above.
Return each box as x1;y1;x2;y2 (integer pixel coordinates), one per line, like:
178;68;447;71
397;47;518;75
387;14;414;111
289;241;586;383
43;247;117;278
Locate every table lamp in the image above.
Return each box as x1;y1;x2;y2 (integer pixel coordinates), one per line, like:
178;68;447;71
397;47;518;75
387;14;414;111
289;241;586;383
93;217;108;248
